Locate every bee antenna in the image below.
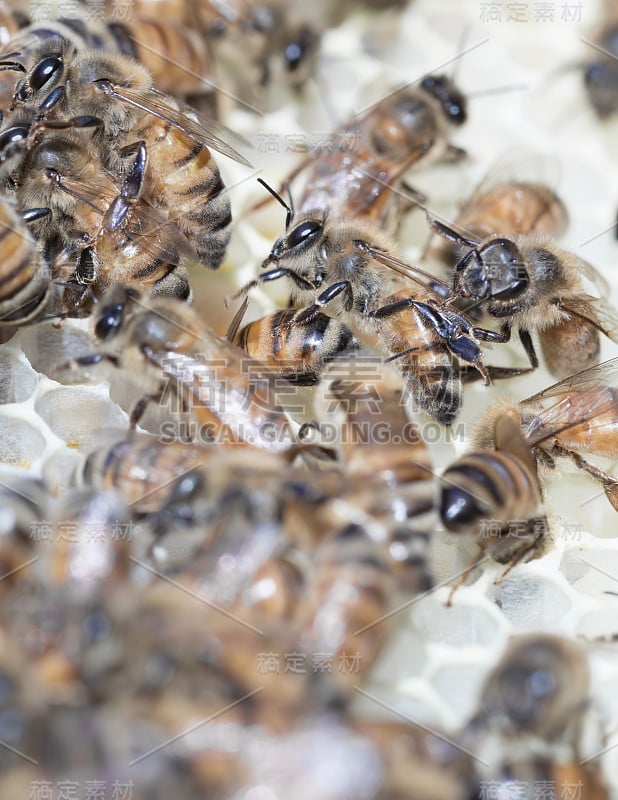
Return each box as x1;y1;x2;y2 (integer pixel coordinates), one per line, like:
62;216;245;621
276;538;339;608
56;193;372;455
257;177;294;228
451;24;471;82
468;83;529;99
0;60;25;73
284;181;295;227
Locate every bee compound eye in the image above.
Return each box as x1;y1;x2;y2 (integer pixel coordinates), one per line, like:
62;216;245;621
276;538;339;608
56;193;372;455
95;303;124;340
0;126;27;155
287;220;322;249
30;55;63;92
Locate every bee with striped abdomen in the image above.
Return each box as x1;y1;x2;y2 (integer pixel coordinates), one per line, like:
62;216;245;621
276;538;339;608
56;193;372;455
63;285;297;451
439;412;546;598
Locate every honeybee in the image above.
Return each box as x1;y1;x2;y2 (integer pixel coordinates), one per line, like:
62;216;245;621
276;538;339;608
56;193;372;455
236;194;507;423
0;197;54;325
77;431;216;513
0;16;214;105
17;131;195;298
64;285;297;451
475;357;618;511
0;39;250;267
439;412;546;597
583;0;618;118
467;634;590;745
429;157;569;273
257;362;436;686
251;74;468;233
100;0;321;103
0;196;93;326
303;360;436;589
228;298;359;385
426;212;618;379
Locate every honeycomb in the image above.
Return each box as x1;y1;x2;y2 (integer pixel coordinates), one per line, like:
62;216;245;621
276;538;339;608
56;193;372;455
0;0;618;797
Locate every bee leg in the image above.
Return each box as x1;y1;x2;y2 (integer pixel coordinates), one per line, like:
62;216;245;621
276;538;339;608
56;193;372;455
472;323;511;344
21;207;51;224
552;444;618;509
443;144;467;163
494;518;547;583
399;180;427;206
28;114;104;146
229;268;314;304
424;213;477;248
295;281;353;323
518;328;539;369
129;391;167;429
446;552;484;607
460;364;535;384
103;143;148;233
63;353;121;371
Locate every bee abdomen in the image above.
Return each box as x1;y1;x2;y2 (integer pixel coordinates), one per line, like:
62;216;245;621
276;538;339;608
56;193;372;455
440;451;539;533
176;170;231;268
405;360;462;425
0;205;50;324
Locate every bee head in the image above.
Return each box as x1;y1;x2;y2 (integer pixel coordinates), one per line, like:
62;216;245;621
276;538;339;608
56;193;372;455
466;238;529;302
268;217;323;263
94;287;136;341
420;74;467;125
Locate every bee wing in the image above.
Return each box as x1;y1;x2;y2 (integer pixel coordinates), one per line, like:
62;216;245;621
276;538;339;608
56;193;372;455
365;246;455;297
107;85;253;167
521;357;618;446
573;255;611;295
58;174;201;264
524;356;618;403
468;147;562;202
562;294;618;341
118;201;202;265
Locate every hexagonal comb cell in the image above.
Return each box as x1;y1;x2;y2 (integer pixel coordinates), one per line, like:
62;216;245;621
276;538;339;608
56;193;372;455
0;351;38;404
35;388;126;450
0;416;46;466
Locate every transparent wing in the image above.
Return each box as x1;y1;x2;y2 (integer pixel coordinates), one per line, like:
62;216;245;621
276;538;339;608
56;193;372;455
365;246;456;297
562;294;618;341
572;255;611;296
106;84;253;166
469;147;562;202
58;174;201;264
521;357;618;446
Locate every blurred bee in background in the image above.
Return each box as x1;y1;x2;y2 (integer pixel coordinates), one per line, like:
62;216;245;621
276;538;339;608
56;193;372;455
439;413;546;599
76;431;216;514
250;72;468;234
0;476;48;590
475;357;618;511
469;757;610;800
462;634;605;800
582;0;618;119
300;357;436;581
426;210;618;379
78;0;322;108
353;718;476;800
466;634;590;746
